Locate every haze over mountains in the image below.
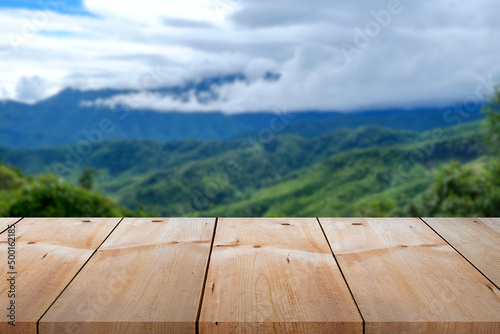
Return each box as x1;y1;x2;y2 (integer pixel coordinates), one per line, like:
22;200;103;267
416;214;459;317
0;75;486;149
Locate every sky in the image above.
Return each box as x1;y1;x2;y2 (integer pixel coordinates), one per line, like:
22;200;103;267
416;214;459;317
1;0;499;112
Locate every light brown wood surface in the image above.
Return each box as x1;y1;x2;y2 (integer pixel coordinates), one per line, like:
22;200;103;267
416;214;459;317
40;218;216;334
423;217;500;288
199;218;363;333
0;218;121;334
2;217;499;333
0;217;21;234
319;217;500;334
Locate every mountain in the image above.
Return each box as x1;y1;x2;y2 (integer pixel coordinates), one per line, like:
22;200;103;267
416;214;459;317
0;79;485;148
204;129;487;217
0;120;487;216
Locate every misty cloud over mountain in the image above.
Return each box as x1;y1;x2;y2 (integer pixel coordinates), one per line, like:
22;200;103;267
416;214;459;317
1;0;499;112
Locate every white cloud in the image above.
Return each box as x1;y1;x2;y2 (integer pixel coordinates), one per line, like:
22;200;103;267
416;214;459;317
15;76;48;103
0;87;9;99
1;0;499;110
83;0;240;26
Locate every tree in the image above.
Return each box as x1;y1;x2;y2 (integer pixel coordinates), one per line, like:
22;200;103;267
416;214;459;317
6;174;124;217
0;165;24;190
78;168;100;190
396;86;500;216
485;86;500;155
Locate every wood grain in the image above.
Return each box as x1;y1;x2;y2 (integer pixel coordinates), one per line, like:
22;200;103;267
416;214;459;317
319;217;500;334
0;217;21;234
40;218;216;334
0;218;121;334
423;217;500;288
199;218;363;334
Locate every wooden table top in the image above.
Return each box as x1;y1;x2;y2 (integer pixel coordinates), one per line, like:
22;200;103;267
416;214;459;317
1;217;499;333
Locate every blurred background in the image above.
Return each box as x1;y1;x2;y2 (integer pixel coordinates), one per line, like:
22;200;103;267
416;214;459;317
0;0;499;217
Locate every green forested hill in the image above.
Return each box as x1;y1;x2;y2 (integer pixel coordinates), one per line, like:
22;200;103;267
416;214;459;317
203;131;487;217
0;126;420;183
0;163;130;217
0;120;487;217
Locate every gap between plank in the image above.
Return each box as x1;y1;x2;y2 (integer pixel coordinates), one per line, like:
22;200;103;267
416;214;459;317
316;218;366;334
0;217;24;235
419;217;500;292
195;217;218;334
35;217;125;334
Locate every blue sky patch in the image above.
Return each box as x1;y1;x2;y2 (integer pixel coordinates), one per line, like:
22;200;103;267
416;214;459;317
0;0;92;16
38;30;89;38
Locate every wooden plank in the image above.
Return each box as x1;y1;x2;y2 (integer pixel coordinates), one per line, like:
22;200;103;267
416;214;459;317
0;218;121;334
0;217;21;234
40;218;216;334
423;217;500;288
319;217;500;333
199;218;363;333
